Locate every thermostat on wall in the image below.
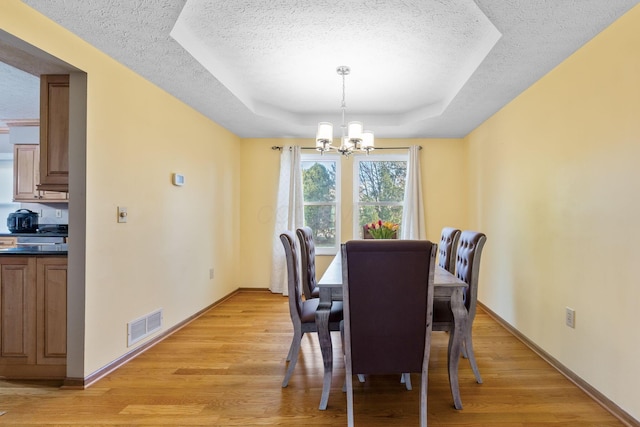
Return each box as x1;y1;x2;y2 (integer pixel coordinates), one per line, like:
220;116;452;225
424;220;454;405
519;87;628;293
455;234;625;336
172;173;185;186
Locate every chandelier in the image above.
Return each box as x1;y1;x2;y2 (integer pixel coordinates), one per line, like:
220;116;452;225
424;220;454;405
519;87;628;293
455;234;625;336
316;66;374;156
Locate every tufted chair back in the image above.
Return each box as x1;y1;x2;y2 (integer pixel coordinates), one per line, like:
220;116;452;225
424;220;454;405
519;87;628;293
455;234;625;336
433;230;486;384
455;230;487;321
279;230;343;388
280;231;304;321
296;227;319;299
438;227;461;274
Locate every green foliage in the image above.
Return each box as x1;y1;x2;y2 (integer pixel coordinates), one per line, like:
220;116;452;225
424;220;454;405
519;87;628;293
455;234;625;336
302;161;337;247
302;162;335;201
358;161;406;231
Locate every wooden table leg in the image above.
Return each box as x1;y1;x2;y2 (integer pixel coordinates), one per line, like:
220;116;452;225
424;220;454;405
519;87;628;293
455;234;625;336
316;286;333;410
448;287;468;410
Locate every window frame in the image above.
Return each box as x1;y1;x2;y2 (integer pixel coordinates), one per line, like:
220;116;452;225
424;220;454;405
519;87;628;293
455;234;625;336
352;153;408;239
301;152;341;255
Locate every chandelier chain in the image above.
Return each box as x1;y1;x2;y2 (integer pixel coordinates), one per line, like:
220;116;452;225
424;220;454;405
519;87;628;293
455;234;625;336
341;68;347;140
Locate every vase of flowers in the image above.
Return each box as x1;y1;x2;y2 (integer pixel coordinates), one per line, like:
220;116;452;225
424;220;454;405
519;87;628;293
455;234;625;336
365;220;399;239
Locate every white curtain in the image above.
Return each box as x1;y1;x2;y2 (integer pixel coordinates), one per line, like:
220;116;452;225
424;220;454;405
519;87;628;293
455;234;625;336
400;145;426;240
270;146;304;295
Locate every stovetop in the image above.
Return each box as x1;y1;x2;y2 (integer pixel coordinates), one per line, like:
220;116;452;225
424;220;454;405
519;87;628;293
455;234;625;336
36;224;68;234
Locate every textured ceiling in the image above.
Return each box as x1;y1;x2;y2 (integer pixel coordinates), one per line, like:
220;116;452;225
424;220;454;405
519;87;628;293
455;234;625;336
2;0;640;140
170;0;501;128
0;61;39;121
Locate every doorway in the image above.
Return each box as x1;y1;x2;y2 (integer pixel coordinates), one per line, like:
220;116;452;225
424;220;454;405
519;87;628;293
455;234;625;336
0;28;87;382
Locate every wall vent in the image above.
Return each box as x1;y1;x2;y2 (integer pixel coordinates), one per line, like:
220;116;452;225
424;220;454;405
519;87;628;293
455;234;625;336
127;308;163;347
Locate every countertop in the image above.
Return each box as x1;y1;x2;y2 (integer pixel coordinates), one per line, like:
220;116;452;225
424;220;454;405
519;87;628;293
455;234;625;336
0;232;68;237
0;244;68;255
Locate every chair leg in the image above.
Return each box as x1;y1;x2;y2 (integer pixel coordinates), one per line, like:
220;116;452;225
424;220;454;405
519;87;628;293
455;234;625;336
401;373;412;390
464;331;483;384
285;336;295;362
282;329;303;387
346;370;355;427
344;374;366;392
420;372;428;427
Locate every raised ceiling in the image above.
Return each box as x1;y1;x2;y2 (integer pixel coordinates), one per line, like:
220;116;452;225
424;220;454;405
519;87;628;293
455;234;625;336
4;0;640;139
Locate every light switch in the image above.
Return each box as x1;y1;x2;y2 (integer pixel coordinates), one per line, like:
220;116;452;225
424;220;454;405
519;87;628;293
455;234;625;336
117;206;128;223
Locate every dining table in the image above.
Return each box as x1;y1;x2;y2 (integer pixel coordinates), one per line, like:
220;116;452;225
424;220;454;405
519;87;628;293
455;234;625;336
315;250;469;410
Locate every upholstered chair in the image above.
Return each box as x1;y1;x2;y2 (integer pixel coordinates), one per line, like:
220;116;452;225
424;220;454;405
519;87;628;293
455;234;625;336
433;230;487;384
341;239;437;427
438;227;461;274
296;227;320;299
279;231;343;388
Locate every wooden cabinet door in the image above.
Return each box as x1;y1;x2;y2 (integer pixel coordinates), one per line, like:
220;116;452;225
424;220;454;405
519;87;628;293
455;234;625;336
13;144;40;202
0;257;37;365
13;144;68;203
36;257;67;365
38;74;69;192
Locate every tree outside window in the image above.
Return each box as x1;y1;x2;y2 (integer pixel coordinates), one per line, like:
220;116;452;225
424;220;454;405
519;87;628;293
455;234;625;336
301;154;340;254
354;155;407;238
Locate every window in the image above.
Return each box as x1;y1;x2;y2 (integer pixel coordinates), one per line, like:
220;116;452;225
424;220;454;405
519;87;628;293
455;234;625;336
301;154;340;254
0;157;19;224
353;154;408;238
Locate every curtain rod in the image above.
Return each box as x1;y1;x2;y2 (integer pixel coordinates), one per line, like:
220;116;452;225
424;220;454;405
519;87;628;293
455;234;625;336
271;145;421;151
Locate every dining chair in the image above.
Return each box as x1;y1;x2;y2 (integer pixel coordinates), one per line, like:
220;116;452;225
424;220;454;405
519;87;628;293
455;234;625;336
433;230;486;384
341;239;437;427
296;226;320;299
279;231;343;388
438;227;461;274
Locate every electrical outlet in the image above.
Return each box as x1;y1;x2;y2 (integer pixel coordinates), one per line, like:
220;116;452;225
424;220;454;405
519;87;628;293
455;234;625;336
565;307;575;328
209;268;214;279
55;209;62;218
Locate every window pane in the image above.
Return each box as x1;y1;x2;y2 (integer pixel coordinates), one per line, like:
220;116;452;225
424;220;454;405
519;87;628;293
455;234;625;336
302;154;340;254
358;161;407;202
304;205;336;248
302;161;336;202
357;205;404;237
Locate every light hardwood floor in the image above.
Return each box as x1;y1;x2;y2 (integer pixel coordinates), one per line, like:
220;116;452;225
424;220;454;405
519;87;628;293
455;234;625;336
0;290;626;426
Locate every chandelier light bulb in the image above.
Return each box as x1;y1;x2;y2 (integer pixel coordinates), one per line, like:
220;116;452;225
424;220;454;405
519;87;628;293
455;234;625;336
361;131;375;150
316;122;333;147
347;121;363;142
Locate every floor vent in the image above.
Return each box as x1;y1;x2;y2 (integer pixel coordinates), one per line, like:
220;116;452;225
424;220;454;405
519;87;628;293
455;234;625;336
127;308;163;347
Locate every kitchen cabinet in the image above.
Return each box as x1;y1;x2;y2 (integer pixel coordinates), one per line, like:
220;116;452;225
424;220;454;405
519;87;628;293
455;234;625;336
0;256;67;379
13;144;68;203
37;74;69;193
36;257;67;366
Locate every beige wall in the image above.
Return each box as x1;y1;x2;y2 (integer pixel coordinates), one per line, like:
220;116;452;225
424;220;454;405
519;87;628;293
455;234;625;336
239;138;468;285
5;1;639;421
1;1;241;376
467;4;640;420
